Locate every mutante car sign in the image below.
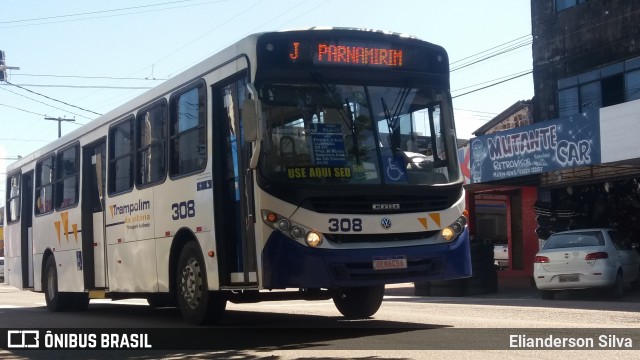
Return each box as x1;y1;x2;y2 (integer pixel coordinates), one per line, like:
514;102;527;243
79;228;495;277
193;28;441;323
469;109;601;183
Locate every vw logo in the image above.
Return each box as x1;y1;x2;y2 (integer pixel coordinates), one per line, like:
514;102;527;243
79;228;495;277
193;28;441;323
380;217;392;230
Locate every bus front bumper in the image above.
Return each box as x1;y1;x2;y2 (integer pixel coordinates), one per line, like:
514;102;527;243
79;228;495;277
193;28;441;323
261;229;471;289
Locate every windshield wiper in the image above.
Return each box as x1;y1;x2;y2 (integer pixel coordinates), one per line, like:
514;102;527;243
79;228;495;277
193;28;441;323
310;72;360;161
381;87;411;149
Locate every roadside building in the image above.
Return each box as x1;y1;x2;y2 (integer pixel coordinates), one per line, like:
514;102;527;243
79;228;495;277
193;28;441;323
531;0;640;243
467;0;640;282
465;101;539;279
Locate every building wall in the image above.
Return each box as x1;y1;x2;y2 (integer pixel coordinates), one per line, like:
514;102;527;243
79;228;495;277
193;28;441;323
484;107;532;135
531;0;640;121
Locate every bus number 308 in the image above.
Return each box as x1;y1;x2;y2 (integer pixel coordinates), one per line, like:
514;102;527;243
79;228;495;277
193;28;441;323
172;200;196;220
328;218;363;232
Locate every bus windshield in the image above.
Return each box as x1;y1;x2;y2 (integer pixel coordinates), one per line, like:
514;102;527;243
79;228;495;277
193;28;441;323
258;82;461;185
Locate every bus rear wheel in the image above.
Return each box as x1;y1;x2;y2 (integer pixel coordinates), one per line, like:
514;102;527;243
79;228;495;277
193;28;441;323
43;256;73;312
332;285;385;319
176;242;227;325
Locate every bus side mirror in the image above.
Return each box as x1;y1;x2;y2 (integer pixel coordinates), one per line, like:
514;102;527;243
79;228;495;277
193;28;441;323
242;98;262;142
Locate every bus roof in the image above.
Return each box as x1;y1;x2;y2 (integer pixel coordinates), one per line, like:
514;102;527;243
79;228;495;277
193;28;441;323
6;27;438;172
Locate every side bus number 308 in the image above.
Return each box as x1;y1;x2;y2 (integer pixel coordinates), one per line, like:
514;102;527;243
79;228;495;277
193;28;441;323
172;200;196;220
328;218;363;232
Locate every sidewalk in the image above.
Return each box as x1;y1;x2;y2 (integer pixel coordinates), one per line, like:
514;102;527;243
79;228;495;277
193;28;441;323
385;276;536;298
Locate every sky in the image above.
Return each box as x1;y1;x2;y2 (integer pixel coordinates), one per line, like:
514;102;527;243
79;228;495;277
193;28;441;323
0;0;533;201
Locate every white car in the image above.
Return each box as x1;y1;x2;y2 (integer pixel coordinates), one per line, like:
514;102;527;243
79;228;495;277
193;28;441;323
494;244;509;269
534;228;640;299
0;257;4;282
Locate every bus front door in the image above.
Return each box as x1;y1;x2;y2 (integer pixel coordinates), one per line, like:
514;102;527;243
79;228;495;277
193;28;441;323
213;76;258;287
81;139;107;289
20;171;34;288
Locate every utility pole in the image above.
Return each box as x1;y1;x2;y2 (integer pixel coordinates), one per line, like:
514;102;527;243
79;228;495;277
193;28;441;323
0;50;20;81
45;116;75;138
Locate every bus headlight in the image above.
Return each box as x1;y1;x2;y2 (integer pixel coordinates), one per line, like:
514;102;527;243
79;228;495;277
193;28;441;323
261;209;322;247
291;226;305;239
441;227;455;242
441;214;467;242
277;219;290;231
305;231;322;247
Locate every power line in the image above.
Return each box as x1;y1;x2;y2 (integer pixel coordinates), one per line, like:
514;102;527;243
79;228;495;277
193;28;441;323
0;103;46;117
0;0;230;27
452;69;533;93
14;73;168;81
4;81;102;116
453;108;498;116
145;0;267;72
75;0;267;109
450;34;531;65
0;86;94;121
451;39;532;72
0;137;50;142
452;71;533;99
3;84;154;90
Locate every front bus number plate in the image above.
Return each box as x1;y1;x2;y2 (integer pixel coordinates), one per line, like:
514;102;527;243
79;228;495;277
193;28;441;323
373;256;408;270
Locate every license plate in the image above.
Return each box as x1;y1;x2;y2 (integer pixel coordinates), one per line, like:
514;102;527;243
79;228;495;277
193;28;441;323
559;274;579;283
373;256;407;270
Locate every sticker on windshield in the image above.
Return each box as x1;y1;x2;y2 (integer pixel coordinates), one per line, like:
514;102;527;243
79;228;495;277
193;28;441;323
382;155;407;183
287;166;352;179
310;123;347;166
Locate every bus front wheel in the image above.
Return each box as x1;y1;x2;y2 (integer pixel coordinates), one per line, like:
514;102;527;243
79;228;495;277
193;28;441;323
332;285;385;319
176;242;227;325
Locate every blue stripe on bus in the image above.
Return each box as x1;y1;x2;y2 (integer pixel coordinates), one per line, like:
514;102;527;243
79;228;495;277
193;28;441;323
106;221;125;227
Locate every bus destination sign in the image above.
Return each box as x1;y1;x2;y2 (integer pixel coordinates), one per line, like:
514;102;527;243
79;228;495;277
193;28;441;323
288;41;404;68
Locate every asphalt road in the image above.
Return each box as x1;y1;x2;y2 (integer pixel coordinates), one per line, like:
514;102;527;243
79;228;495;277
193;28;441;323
1;282;639;359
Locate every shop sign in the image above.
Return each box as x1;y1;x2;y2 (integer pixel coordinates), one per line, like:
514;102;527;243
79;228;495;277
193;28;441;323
469;110;600;183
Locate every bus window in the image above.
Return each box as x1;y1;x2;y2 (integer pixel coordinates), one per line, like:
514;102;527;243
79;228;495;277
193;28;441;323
136;101;167;186
35;156;54;215
108;118;134;194
6;172;21;223
55;145;79;209
170;84;206;176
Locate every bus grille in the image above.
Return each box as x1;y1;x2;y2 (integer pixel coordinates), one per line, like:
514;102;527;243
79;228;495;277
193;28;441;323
324;231;439;244
304;195;453;214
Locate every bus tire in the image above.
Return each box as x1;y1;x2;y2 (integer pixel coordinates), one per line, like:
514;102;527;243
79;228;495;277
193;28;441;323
70;293;90;311
414;281;431;296
333;285;384;319
147;294;174;308
176;242;227;325
43;256;72;312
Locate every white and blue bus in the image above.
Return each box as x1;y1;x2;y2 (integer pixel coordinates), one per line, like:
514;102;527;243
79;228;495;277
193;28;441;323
4;28;470;324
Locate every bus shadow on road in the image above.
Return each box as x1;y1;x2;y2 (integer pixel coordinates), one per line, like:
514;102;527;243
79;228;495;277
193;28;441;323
3;300;451;329
2;303;453;358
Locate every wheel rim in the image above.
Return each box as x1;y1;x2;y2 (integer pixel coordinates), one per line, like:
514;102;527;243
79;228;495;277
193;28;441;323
47;267;56;301
179;257;202;309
